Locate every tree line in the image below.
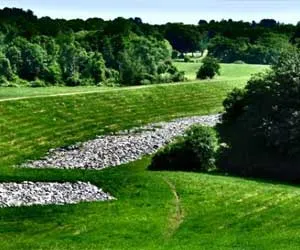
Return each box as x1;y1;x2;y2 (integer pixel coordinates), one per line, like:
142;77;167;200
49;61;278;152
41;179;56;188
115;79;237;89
0;8;299;86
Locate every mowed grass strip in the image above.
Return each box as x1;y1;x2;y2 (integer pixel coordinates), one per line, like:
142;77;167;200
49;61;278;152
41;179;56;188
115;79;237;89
0;80;245;169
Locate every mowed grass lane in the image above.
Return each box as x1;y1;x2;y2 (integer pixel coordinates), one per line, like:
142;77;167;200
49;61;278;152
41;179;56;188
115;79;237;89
0;86;112;100
1;79;246;170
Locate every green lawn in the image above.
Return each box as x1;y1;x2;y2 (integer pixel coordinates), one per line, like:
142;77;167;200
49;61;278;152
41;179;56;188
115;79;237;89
2;64;298;249
1;159;300;249
174;62;269;81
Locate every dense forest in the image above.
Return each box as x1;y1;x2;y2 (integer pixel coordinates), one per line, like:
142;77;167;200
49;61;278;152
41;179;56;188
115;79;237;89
0;7;299;87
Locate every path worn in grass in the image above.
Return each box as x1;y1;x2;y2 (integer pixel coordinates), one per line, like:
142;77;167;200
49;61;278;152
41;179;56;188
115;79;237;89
163;178;184;238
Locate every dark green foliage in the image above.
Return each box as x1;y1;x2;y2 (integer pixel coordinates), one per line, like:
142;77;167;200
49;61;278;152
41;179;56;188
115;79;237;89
42;62;62;84
197;57;220;79
149;125;219;172
217;50;300;180
0;55;14;80
119;35;182;85
0;11;183;87
184;55;192;62
28;79;46;87
0;8;299;66
222;88;247;122
209;33;293;65
5;46;22;73
0;7;299;86
19;42;47;81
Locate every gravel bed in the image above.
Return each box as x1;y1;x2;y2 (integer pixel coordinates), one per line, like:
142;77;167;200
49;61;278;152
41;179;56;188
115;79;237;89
0;181;114;208
23;114;221;170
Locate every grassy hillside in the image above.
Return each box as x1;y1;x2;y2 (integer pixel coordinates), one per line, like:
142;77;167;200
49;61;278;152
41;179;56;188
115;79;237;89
174;62;269;81
1;79;247;169
2;63;296;249
1;158;300;249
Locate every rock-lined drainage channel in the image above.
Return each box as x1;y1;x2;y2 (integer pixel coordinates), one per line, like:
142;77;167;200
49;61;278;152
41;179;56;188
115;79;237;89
24;114;221;170
1;114;220;208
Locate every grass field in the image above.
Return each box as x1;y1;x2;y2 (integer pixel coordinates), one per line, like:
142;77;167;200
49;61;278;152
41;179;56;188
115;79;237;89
2;63;298;249
1;158;300;249
174;62;269;81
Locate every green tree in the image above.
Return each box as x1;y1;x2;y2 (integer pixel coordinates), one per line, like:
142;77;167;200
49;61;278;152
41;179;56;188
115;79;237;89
0;54;14;80
218;50;300;180
197;57;220;79
119;35;172;85
5;45;22;73
19;42;47;80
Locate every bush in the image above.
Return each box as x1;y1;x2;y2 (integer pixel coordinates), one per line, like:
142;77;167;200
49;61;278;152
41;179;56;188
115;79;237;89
149;125;219;172
65;73;83;86
140;79;152;85
171;71;185;82
42;62;62;84
28;79;46;87
0;56;14;80
233;60;246;64
184;55;192;62
0;76;11;86
197;56;220;79
217;50;300;180
105;68;120;83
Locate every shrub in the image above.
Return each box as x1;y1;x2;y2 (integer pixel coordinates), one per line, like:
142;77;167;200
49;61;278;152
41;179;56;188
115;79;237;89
149;125;219;172
233;60;246;64
197;56;220;79
222;88;247;123
184;55;192;62
42;62;62;84
65;73;83;86
217;50;300;180
0;76;11;86
105;68;120;84
140;79;152;85
171;71;185;82
0;56;14;80
28;79;46;87
172;50;180;59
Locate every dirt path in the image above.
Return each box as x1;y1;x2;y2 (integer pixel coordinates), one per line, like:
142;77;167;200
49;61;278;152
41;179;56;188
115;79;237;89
163;178;185;238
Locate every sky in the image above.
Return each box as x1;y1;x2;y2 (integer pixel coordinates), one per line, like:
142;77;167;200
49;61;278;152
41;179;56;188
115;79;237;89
1;0;300;24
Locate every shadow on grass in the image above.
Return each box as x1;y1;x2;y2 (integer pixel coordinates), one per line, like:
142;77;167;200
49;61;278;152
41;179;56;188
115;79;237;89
148;163;300;189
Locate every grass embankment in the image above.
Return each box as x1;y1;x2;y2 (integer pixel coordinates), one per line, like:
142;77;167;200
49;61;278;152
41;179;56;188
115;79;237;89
1;64;295;249
1;79;246;170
